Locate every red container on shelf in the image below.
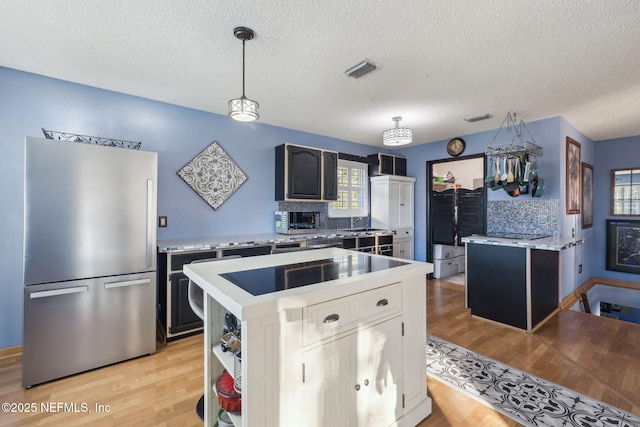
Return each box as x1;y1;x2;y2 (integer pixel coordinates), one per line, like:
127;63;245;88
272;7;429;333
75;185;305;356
215;370;241;414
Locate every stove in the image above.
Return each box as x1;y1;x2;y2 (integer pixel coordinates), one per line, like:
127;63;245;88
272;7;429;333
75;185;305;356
220;253;408;296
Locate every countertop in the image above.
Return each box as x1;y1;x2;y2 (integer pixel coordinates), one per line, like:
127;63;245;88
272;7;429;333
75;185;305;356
461;234;584;251
183;247;432;320
158;229;393;253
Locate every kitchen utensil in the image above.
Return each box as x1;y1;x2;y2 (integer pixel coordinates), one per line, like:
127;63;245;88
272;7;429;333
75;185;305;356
506;187;520;197
500;157;508;183
221;332;241;353
532;176;545;197
530;162;538;180
485;157;495;183
494;157;501;183
503;179;520;196
505;158;522;196
507;158;514;183
523;161;531;183
224;312;239;335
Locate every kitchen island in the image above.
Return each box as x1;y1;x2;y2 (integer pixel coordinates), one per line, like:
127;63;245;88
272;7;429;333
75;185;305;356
157;230;397;341
462;234;583;331
183;248;433;427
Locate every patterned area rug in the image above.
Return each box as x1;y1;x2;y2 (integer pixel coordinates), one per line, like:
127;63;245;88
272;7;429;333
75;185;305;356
426;335;640;427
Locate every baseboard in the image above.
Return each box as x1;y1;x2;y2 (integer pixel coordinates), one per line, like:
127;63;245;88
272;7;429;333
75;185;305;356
0;344;22;361
560;276;640;309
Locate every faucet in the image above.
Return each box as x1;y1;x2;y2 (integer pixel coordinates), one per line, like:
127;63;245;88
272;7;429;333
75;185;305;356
350;217;364;229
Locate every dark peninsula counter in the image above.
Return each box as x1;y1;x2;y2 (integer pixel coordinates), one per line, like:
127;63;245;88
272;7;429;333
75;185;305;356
461;234;583;331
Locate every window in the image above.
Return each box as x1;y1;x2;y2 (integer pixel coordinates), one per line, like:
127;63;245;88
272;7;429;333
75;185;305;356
612;168;640;215
328;159;368;217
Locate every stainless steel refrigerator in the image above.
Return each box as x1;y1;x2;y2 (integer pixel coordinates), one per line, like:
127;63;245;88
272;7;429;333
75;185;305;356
23;136;157;387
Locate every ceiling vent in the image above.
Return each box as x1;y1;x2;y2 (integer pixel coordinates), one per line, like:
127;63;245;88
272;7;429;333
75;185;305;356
343;59;378;79
464;113;491;123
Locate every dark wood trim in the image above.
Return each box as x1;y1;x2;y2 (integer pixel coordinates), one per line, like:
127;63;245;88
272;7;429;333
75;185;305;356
566;137;581;215
426;153;487;264
610;166;640;216
560;276;640;309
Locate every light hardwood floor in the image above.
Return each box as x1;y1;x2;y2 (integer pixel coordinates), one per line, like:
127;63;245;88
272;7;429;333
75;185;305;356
419;279;640;426
1;279;638;426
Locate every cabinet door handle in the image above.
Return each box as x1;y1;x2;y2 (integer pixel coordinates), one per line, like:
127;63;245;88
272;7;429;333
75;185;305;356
364;379;369;386
376;299;389;307
323;314;340;323
355;384;361;391
145;179;154;268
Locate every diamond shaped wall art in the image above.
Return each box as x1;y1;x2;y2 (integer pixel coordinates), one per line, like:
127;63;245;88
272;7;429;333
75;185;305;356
177;141;248;210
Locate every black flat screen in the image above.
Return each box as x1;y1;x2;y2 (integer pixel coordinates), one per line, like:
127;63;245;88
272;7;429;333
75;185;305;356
220;253;408;296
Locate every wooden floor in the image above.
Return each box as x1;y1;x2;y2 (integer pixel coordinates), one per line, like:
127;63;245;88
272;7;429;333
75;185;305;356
419;279;640;426
1;279;638;426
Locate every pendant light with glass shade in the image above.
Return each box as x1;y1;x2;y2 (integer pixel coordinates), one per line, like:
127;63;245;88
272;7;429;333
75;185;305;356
382;116;412;146
228;27;259;122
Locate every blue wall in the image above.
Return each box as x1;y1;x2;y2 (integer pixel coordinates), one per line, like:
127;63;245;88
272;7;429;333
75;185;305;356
1;66;636;349
593;135;640;281
0;67;378;348
397;116;595;264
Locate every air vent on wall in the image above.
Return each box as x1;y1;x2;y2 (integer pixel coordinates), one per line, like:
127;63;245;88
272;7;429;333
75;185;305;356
343;59;378;79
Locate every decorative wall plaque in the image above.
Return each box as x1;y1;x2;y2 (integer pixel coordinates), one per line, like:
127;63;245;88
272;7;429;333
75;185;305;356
177;141;248;210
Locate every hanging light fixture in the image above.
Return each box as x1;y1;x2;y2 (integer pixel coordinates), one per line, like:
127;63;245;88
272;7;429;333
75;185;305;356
382;116;412;146
228;26;259;122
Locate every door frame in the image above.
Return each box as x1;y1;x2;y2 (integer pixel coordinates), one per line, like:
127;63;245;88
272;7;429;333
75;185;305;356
426;154;487;265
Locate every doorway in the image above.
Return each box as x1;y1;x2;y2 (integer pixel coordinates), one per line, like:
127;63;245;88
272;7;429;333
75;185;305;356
426;154;486;281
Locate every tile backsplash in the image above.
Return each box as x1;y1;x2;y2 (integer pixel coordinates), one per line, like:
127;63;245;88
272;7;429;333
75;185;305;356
278;199;559;236
276;202;368;230
487;199;559;236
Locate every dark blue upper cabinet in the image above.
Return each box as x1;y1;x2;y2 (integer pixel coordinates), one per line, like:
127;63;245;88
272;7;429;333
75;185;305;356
275;144;338;201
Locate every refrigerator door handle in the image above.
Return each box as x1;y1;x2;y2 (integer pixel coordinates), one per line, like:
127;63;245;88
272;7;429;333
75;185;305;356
104;278;151;289
29;286;89;299
146;179;153;268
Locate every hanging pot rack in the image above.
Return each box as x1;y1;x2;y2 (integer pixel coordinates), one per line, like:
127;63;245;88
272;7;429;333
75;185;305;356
485;112;543;160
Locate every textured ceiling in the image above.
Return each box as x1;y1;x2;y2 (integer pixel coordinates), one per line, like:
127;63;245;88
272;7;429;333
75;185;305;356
2;0;640;148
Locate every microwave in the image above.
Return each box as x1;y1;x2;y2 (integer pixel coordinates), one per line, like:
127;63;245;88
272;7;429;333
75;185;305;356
275;211;321;234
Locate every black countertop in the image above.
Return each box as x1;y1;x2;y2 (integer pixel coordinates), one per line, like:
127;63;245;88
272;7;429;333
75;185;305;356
220;252;408;296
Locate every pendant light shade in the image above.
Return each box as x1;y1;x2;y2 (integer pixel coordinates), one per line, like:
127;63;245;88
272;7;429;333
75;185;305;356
228;27;259;122
383;116;412;146
228;96;259;122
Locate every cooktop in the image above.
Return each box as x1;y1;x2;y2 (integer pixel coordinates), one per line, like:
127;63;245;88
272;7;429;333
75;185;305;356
220;253;408;296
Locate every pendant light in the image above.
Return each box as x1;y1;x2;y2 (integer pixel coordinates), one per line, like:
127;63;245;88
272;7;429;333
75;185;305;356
382;116;412;146
228;27;259;122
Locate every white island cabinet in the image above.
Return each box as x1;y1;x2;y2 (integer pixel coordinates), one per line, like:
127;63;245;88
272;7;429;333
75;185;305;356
184;248;433;427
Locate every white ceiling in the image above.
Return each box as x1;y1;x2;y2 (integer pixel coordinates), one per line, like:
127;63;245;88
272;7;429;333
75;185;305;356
2;0;640;148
